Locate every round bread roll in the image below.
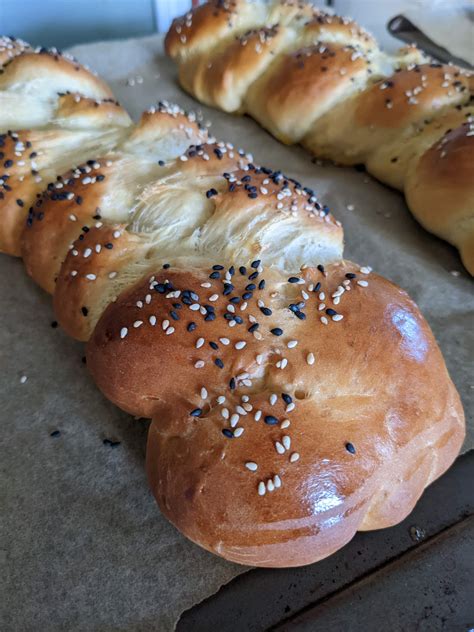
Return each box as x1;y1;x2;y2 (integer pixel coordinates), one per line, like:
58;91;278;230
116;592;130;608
87;259;464;567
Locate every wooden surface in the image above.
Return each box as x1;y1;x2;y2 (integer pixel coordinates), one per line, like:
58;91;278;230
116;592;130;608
178;451;474;631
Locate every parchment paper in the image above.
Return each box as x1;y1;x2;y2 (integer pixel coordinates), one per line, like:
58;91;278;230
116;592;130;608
1;34;472;632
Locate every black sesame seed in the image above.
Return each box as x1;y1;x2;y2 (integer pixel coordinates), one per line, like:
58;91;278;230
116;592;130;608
170;310;179;321
248;323;259;333
258;279;265;290
76;195;83;205
104;242;113;249
245;283;256;291
326;308;337;316
239;266;247;275
209;341;218;350
51;321;58;328
158;160;165;166
187;322;196;332
206;188;218;198
229;296;240;304
212;264;224;270
209;271;220;279
50;430;61;438
271;327;283;336
205;312;216;322
295;310;306;320
215;358;224;369
222;428;234;438
229;377;236;390
251;260;261;268
4;159;13;168
103;438;121;448
317;264;325;274
264;415;279;425
345;273;356;279
16;199;24;207
242;292;253;300
260;307;272;316
190;408;202;417
314;282;321;292
233;316;243;324
228;266;235;276
81;306;88;316
163;263;170;269
155;283;166;293
282;393;292;405
288;276;300;283
345;442;356;454
248;271;258;280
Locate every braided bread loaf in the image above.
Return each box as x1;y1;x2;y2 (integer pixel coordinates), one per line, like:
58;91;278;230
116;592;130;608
165;1;474;275
0;36;465;567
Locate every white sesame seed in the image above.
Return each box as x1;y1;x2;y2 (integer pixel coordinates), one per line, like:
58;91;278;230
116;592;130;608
307;352;315;365
120;327;128;339
245;462;258;472
145;294;152;304
357;280;369;287
86;274;96;280
83;248;92;258
108;271;117;279
133;320;143;328
201;282;211;288
242;403;253;412
165;327;175;335
219;337;230;345
286;402;296;413
270;393;278;406
162;319;170;330
290;452;300;463
190;303;200;311
194;360;205;369
233;427;244;437
282;435;291;450
230;414;240;428
266;479;275;492
320;316;329;325
273;475;282;488
136;301;143;308
196;337;205;349
149;315;157;326
235;341;246;350
236;405;247;416
360;266;371;274
258;482;266;496
20;375;27;384
254;410;262;421
69;214;77;221
221;408;229;419
280;419;290;429
217;396;226;405
332;314;344;321
113;230;121;239
70;270;78;277
280;358;288;369
209;294;219;301
275;441;285;454
201;387;208;399
319;292;325;300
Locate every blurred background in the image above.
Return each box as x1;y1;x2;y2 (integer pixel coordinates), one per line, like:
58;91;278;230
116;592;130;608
0;0;472;56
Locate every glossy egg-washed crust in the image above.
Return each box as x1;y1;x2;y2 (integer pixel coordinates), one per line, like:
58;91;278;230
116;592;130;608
88;260;464;566
165;0;474;274
0;34;466;567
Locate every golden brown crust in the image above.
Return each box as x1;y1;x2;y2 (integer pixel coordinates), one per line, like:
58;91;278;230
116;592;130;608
247;43;371;142
356;64;472;129
166;1;474;273
0;39;132;256
86;260;464;566
405;121;474;274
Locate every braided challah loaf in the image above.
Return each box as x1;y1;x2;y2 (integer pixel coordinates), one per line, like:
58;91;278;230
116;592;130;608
0;35;465;567
165;0;474;275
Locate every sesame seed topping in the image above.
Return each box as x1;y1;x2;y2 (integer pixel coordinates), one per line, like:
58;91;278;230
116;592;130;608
245;462;258;472
196;337;205;349
258;482;266;496
194;360;205;369
200;387;208;399
149;315;157;326
275;441;285;454
120;327;128;339
280;419;290;429
346;442;356;454
287;340;298;348
235;341;246;349
307;352;315;365
233;427;244;437
290;452;300;463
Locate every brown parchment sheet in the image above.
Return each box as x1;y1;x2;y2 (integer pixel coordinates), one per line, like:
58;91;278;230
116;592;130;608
1;34;472;632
